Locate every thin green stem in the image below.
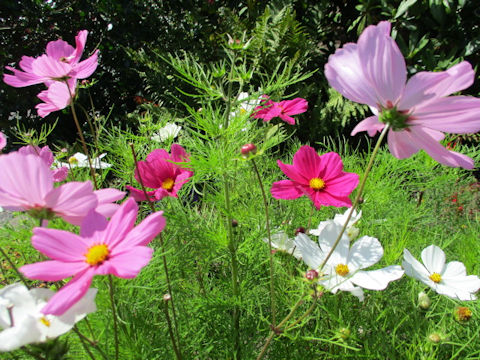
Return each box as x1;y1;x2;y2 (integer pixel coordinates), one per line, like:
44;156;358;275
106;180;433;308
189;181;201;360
129;144;182;359
251;159;276;327
318;124;390;270
108;275;119;360
0;246;29;289
73;325;108;360
163;297;182;360
65;80;98;190
74;327;96;360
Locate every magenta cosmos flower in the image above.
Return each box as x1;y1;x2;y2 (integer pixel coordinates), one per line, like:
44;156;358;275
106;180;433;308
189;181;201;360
4;30;98;88
271;146;359;209
0;131;6;150
254;97;308;125
18;145;69;182
126;144;193;201
20;198;166;315
325;21;480;169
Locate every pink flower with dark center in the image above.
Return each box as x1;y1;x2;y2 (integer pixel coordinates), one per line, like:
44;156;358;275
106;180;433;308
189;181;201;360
126;144;193;201
325;21;480;169
18;145;69;182
0;131;6;150
4;30;98;88
254;97;308;125
20;198;166;315
271;146;359;209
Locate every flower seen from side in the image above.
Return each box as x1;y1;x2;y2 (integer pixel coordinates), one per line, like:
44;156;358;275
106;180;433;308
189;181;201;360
254;96;308;125
57;152;112;169
126;144;193;201
402;245;480;301
0;283;96;351
325;21;480;169
263;231;302;260
271;146;359;210
20;198;166;315
151;122;182;143
230;92;261;119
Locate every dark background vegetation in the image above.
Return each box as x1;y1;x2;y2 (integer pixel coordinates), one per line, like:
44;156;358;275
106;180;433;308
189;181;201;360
1;0;479;144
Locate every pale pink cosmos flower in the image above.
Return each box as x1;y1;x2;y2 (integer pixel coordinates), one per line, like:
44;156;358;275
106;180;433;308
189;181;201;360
35;80;76;118
4;30;98;88
0;131;6;151
20;198;166;315
271;145;359;209
126;144;193;201
18;145;69;182
254;97;308;125
325;21;480;169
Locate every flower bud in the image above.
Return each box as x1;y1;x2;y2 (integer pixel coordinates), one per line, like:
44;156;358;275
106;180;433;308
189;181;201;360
240;143;257;158
454;306;472;323
163;293;171;302
231;219;239;228
428;332;442;344
338;327;351;340
295;227;306;235
304;269;318;281
418;291;431;310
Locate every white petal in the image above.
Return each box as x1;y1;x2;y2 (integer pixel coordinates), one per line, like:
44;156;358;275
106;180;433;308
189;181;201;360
318;222;350;265
442;261;467;278
294;233;324;269
347;286;365;301
402;248;431;285
347;236;383;269
0;315;42;351
351;266;404;290
421;245;445;274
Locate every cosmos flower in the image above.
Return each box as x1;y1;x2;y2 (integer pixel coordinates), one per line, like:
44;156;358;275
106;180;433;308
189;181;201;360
20;198;166;315
325;21;480;169
57;152;112;169
403;245;480;301
151;123;182;143
35;80;76;118
230;92;261;119
126;144;193;201
254;96;308;125
271;146;359;209
0;283;96;352
263;231;302;259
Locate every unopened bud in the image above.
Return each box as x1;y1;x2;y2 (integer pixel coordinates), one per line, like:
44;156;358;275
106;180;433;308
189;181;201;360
295;227;306;235
428;332;442;344
163;294;171;302
231;219;239;227
305;269;318;281
454;306;472;323
418;291;431;310
338;327;351;340
241;143;257;158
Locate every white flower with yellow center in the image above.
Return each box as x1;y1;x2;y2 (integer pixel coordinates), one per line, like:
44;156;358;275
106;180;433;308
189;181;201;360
403;245;480;301
263;231;302;259
0;283;97;351
151;122;182;143
295;222;403;301
230;92;261;119
57;152;112;169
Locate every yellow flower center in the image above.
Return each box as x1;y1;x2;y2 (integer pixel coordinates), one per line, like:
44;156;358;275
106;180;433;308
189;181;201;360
240;108;247;114
40;317;51;327
309;177;325;191
335;264;349;276
68;156;78;164
429;272;442;283
456;307;472;322
85;244;109;265
162;178;174;191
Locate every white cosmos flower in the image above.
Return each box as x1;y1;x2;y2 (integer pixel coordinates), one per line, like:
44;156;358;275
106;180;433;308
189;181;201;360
263;231;302;259
57;152;112;169
310;209;362;240
403;245;480;301
295;222;404;301
151;122;182;143
230;92;261;119
0;283;97;351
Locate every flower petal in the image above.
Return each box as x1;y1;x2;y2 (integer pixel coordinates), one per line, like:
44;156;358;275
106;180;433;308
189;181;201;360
101;198;138;248
270;180;304;200
402;248;431;284
420;245;445;275
387;128;420;159
32;227;89;261
351;115;385;137
348;236;383;270
20;260;87;282
114;210;165;250
294;233;324;270
73;50;99;79
351;265;404;290
277;160;309;184
292;146;322;179
97;246;153;279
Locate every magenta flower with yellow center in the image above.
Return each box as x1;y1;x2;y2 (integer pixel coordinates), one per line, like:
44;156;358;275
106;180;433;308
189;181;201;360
254;97;308;125
325;21;480;169
20;198;166;315
270;145;359;209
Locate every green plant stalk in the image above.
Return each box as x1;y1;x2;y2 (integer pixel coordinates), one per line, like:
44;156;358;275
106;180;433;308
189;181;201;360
318;124;390;270
108;275;119;360
73;325;108;360
251;159;276;327
129;144;182;359
65;81;98;190
163;297;182;360
0;246;30;289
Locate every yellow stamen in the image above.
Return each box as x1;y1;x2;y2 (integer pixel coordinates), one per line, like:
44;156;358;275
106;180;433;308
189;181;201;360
68;156;78;164
429;272;442;283
162;178;174;191
336;264;349;276
40;317;51;327
85;244;109;265
309;177;325;191
240;108;247;114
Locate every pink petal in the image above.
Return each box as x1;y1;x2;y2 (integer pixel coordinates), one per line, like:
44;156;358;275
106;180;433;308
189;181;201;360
325;172;359;196
125;186;156;201
102;198;138;249
351;115;385;137
31;54;72;79
73;50;99;79
52;167;69;182
277;160;309;184
32;227;88;261
170;169;193;196
95;188;126;204
95;203;120;218
134;161;163;189
397;71;450;110
71;30;88;64
387;129;420;159
409;126;474;169
0;132;6;150
310;190;353;209
79;210;109;239
170;144;189;163
95;246;153;279
3;66;45;87
118;211;166;249
45;39;75;60
270;180;304;200
318;152;344;180
292;146;322;179
19;56;36;72
280;98;308;116
324;43;379;108
358;21;406;106
278;113;295;125
41;268;94;316
20;260;87;282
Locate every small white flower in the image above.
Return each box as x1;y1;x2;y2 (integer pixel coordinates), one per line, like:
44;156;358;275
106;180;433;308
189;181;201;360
295;222;404;301
263;231;302;259
151;122;182;143
57;152;112;169
230;92;261;119
403;245;480;301
0;283;97;351
310;209;362;240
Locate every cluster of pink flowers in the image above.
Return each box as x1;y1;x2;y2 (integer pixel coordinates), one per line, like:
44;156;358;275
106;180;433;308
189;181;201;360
4;30;98;118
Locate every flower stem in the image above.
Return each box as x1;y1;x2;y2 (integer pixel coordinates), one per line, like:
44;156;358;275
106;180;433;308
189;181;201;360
73;325;108;360
318;124;390;270
65;81;98;190
129;144;182;359
0;246;29;289
163;296;182;360
251;159;276;327
107;275;119;360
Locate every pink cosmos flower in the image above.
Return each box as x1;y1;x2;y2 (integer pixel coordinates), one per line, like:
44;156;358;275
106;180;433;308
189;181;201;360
325;21;480;169
18;145;69;182
126;144;193;201
271;146;359;209
20;198;166;315
4;30;98;88
0;131;6;150
254;97;308;125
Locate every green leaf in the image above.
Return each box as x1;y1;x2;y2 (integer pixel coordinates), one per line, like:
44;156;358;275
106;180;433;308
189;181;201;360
395;0;418;19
